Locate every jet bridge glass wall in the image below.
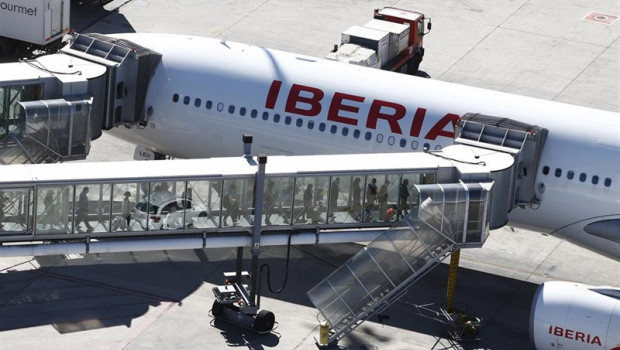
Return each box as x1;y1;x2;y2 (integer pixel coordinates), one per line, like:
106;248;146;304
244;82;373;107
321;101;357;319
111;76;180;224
0;84;43;139
0;170;439;241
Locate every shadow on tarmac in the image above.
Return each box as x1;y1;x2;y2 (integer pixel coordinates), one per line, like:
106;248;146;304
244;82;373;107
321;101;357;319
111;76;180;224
0;244;537;349
71;0;136;34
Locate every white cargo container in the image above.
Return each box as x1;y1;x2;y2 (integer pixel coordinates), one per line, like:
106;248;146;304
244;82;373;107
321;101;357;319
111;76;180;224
341;26;389;68
326;43;379;68
0;0;70;54
364;19;410;61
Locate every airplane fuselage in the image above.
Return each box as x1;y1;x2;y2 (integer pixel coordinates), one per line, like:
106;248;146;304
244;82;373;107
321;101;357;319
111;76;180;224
107;34;620;259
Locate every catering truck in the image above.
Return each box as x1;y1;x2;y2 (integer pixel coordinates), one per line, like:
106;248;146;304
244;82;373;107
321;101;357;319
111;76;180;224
0;0;70;56
327;7;431;75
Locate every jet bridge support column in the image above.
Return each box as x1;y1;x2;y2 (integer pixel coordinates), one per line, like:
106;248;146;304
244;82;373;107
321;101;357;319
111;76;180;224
211;153;276;334
446;249;460;312
249;155;267;306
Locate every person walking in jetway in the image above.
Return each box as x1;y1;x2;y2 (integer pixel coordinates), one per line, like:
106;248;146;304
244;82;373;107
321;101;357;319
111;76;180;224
41;190;60;230
328;177;340;223
75;187;94;232
301;183;314;223
222;181;240;226
263;180;276;225
364;178;378;221
278;178;294;224
0;191;6;230
378;180;390;221
399;179;410;216
121;191;132;230
351;177;362;221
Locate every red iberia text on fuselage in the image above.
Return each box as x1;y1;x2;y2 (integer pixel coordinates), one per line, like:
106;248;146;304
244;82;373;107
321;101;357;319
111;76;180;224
548;325;602;346
264;80;459;141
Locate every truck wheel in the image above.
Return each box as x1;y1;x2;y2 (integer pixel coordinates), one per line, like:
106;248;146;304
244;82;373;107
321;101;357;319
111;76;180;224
0;37;15;57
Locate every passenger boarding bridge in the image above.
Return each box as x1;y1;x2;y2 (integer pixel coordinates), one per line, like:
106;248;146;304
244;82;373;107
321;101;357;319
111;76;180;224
0;116;547;342
0;143;513;254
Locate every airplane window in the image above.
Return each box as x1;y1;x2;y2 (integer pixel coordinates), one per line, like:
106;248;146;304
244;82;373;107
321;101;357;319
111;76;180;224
308;120;314;129
262;111;269;120
365;132;372;141
330;125;337;134
592;175;599;185
376;134;384;143
554;168;562;177
387;136;395;145
183;96;190;105
172;93;179;103
411;141;418;150
423;142;430;150
206;100;212;110
216;102;224;112
604;178;612;187
567;170;574;180
579;173;587;182
240;107;247;116
542;166;549;175
342;127;349;136
251;109;258;118
285;116;292;125
400;138;406;147
228;105;235;114
296;118;303;127
319;123;326;132
194;98;201;107
274;113;280;123
435;145;442;150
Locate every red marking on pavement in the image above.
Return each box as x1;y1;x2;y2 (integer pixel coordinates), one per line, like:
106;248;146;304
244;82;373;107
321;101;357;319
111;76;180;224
584;12;618;25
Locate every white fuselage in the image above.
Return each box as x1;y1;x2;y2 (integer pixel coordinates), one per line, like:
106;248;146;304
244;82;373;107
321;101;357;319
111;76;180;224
107;34;620;259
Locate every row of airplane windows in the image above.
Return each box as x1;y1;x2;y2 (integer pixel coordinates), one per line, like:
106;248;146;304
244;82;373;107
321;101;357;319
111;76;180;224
541;166;612;187
172;94;438;151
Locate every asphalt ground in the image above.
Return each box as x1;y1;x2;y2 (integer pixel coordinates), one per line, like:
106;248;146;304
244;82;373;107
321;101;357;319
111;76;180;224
0;1;618;349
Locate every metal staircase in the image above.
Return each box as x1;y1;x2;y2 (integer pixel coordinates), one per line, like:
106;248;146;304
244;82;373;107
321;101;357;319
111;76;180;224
306;182;492;345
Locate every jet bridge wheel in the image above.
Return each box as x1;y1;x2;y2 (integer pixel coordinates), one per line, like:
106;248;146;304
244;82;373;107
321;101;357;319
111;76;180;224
253;310;275;333
212;300;225;318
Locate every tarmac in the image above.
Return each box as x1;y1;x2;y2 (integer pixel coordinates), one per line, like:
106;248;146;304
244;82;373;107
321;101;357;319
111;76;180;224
0;0;619;349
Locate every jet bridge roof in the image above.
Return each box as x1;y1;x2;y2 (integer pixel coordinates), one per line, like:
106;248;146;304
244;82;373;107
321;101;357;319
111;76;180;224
0;54;106;85
0;148;513;186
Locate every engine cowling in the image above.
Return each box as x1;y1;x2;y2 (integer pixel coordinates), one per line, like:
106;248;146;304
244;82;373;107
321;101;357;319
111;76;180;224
530;281;620;349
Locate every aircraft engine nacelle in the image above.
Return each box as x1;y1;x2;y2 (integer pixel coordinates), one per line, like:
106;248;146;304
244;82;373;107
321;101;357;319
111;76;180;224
530;281;620;350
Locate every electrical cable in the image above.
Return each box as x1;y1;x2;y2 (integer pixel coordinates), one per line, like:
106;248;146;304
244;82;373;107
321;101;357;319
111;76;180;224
258;232;293;295
21;59;82;76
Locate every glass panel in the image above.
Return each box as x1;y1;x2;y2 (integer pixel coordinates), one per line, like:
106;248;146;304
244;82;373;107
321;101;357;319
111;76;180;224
144;181;185;230
328;176;353;224
267;177;294;225
221;178;255;227
37;186;70;234
0;187;31;233
186;180;219;229
73;184;111;234
293;176;329;224
397;173;421;220
345;176;363;223
0;87;5;138
442;183;467;242
362;174;400;223
465;183;487;243
416;184;444;233
111;183;144;232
